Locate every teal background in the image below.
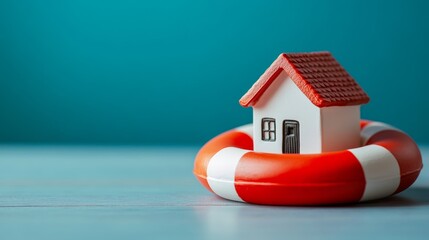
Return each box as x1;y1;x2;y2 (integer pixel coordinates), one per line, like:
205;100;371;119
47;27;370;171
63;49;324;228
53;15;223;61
0;0;428;145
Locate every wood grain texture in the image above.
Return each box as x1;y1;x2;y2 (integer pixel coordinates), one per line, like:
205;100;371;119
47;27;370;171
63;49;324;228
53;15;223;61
0;145;428;240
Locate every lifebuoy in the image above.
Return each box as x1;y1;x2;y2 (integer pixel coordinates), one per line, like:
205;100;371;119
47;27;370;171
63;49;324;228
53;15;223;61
193;120;423;205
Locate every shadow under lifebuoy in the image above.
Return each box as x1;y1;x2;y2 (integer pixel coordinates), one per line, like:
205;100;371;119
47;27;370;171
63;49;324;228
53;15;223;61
192;187;429;239
194;186;429;210
355;186;429;208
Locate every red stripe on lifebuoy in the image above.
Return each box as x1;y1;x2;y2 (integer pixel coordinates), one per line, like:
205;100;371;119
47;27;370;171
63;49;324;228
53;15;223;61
360;120;371;129
194;130;253;193
366;130;423;194
235;151;365;205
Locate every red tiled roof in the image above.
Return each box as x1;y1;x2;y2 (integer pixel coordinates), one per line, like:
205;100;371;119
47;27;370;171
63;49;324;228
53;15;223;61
239;52;370;107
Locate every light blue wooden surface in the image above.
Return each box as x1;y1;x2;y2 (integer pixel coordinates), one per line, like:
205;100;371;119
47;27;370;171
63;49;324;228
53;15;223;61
0;145;428;240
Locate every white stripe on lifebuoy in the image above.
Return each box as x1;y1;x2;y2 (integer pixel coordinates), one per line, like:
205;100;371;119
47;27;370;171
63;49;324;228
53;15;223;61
349;145;401;201
361;121;400;144
207;147;249;202
234;124;253;137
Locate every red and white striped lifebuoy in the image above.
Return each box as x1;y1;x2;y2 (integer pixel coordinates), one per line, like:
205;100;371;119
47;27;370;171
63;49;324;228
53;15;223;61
194;120;423;205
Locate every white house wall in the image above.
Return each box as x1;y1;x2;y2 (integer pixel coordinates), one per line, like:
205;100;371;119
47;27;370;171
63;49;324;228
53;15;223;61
321;105;361;152
253;71;322;154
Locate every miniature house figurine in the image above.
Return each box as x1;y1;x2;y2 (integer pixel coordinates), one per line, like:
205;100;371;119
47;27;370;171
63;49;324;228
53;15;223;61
239;52;370;154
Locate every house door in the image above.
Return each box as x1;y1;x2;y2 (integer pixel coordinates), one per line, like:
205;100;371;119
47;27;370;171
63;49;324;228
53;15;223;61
283;120;300;154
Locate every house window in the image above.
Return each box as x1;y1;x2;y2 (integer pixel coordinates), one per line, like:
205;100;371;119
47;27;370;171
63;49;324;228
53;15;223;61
261;118;276;141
